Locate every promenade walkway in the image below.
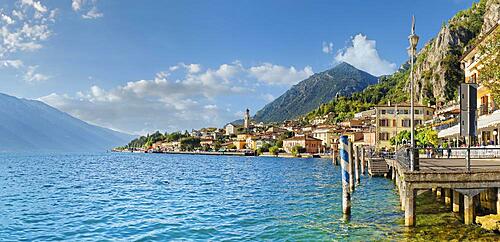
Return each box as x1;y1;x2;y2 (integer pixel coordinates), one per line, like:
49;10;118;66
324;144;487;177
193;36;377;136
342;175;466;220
385;154;500;227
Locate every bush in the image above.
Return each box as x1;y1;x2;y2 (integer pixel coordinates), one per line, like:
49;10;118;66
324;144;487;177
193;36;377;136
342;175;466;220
291;145;306;156
269;146;279;156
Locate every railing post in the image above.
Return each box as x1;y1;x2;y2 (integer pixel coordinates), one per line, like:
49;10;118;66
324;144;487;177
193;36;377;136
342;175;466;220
466;147;471;171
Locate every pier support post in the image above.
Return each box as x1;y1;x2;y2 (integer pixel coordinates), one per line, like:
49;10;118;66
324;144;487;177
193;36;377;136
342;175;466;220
340;136;351;216
400;181;406;211
391;167;395;181
444;189;452;208
497;188;500;214
464;194;476;225
453;190;460;213
349;141;355;193
436;188;442;202
354;146;360;185
404;188;416;227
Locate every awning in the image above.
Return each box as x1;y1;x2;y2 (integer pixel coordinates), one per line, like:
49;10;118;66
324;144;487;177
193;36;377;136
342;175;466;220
438;110;500;138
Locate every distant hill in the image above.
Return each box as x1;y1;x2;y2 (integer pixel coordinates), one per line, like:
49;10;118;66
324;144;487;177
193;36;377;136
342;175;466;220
253;62;378;123
0;93;135;152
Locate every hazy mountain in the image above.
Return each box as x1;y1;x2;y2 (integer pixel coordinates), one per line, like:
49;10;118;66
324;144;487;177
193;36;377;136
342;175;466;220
253;62;378;123
0;93;135;152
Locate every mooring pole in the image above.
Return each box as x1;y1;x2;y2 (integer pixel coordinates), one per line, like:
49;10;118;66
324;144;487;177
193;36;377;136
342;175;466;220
360;147;365;175
354;145;360;185
348;141;355;192
340;135;351;216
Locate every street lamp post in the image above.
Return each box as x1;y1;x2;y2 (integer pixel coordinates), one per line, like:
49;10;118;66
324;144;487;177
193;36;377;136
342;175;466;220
408;16;419;171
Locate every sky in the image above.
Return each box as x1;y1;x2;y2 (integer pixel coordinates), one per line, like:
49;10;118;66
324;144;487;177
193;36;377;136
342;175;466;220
0;0;478;135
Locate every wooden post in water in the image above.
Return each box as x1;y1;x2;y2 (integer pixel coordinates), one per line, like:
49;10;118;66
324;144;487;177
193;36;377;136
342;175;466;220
348;141;355;192
340;135;351;216
360;147;365;175
354;145;360;185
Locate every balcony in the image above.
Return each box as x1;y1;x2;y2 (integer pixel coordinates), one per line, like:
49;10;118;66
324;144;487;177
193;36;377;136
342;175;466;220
479;104;496;116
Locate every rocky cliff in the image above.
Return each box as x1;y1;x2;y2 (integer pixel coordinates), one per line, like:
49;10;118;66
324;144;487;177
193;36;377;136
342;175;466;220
412;0;499;106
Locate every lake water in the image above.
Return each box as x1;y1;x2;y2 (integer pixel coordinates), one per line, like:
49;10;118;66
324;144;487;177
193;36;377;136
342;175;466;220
0;153;406;241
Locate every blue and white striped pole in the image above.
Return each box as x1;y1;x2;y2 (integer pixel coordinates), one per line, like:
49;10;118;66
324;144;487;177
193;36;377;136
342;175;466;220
340;135;351;215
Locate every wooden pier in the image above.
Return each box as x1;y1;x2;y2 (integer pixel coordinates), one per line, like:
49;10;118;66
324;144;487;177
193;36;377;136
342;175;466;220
386;156;500;226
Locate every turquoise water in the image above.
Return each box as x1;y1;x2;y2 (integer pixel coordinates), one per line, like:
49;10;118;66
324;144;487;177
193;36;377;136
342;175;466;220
0;153;405;241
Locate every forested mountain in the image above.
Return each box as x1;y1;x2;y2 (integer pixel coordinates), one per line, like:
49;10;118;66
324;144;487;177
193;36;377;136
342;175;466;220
253;62;378;123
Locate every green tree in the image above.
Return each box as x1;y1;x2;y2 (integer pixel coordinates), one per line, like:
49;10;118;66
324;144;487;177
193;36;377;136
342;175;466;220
390;130;411;146
180;137;201;151
415;127;438;147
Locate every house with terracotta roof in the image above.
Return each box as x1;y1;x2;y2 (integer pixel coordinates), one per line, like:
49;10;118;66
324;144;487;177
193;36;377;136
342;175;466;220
282;135;322;154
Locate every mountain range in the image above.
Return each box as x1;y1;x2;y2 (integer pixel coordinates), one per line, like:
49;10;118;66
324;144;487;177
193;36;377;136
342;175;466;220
0;93;134;152
253;62;378;123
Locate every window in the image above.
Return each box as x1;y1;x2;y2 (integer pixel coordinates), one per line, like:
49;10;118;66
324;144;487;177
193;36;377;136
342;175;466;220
392;119;396;127
387;110;394;114
470;73;477;84
379;119;389;127
415;109;421;115
380;109;387;115
401;109;409;115
401;119;410;127
416;120;422;126
379;132;390;141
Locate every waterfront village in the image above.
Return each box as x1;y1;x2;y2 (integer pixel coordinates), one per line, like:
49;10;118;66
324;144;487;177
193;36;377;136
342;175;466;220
116;24;499;157
117;24;498;160
115;23;499;158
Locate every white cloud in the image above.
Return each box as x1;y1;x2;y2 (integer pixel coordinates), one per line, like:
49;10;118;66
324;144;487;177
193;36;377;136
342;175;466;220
1;59;24;69
24;65;49;82
262;93;275;102
82;6;103;19
72;0;84;11
322;41;333;54
72;0;103;19
248;63;313;85
21;0;48;13
40;61;313;134
335;34;396;76
0;0;57;82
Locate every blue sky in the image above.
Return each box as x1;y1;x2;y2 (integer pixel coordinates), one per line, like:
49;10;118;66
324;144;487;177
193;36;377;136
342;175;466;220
0;0;477;134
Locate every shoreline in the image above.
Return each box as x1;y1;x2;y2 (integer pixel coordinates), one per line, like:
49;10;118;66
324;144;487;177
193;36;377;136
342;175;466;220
112;149;332;159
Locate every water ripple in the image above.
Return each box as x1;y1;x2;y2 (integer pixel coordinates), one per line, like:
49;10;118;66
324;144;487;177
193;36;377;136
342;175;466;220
0;152;404;241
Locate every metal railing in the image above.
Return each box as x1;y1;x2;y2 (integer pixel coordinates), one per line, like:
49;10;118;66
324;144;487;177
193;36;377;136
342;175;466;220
394;146;500;171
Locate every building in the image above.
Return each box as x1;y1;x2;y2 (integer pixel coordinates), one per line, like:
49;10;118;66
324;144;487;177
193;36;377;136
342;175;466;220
312;127;335;147
282;135;322;154
375;103;435;150
461;23;498;117
439;23;499;146
244;108;250;129
225;123;236;136
233;140;246;150
460;23;499;145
